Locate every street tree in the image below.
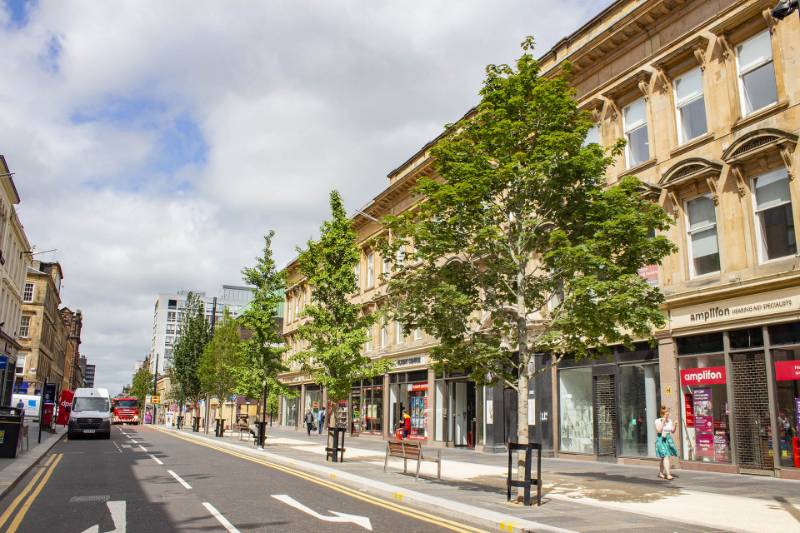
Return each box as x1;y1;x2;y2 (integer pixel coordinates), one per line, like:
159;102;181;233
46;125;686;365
171;292;211;418
238;230;288;428
296;191;390;426
130;366;152;411
381;38;675;451
198;309;242;427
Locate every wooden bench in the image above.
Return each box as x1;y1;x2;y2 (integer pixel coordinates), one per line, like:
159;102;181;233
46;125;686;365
384;439;441;480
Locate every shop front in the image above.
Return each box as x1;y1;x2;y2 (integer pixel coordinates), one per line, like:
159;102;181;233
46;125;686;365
668;285;800;478
350;377;383;435
281;387;300;428
556;343;661;462
304;385;322;419
389;370;429;440
435;371;477;448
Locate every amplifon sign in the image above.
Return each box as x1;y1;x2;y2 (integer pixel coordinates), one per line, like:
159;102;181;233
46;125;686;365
775;360;800;381
671;287;800;330
680;366;726;386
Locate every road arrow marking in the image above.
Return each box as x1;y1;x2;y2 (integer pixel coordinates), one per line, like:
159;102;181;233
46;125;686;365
271;494;372;531
81;500;126;533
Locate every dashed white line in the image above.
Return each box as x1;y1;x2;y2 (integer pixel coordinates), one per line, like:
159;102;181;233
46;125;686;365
167;470;192;489
149;454;163;465
202;502;240;533
112;441;123;454
138;445;147;452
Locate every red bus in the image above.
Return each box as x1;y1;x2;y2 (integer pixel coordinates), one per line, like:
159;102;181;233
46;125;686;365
112;397;141;425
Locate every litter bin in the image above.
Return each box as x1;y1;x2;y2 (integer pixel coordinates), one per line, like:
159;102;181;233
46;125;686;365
0;407;23;458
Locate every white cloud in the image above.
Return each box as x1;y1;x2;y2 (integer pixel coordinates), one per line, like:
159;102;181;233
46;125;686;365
0;0;607;393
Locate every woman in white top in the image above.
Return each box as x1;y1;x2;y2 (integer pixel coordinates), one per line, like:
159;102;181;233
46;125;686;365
655;405;678;480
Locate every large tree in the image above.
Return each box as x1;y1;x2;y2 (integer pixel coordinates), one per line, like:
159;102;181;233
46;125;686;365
130;366;152;411
171;292;211;416
198;309;242;426
238;231;288;427
296;191;389;425
381;38;675;450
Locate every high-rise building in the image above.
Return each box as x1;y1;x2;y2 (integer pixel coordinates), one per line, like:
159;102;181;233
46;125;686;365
149;285;254;375
84;363;95;388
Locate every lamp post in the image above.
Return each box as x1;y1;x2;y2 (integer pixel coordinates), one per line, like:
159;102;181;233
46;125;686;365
152;353;159;424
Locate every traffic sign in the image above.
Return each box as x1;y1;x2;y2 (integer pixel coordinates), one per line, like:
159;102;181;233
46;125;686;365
149;395;160;404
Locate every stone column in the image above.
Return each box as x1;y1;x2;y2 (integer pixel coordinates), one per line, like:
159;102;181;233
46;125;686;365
658;334;680;459
426;367;435;443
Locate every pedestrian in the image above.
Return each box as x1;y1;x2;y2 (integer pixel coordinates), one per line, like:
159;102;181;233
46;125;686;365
15;398;24;411
655;405;678;480
305;409;314;436
318;406;326;435
402;408;411;439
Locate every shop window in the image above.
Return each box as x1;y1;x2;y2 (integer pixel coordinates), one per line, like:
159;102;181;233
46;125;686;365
676;333;724;355
623;98;649;168
678;354;731;463
618;363;661;457
772;347;800;468
753;168;796;262
558;367;593;453
736;30;778;116
729;327;763;349
583;123;601;147
685;195;721;277
674;67;708;144
769;322;800;346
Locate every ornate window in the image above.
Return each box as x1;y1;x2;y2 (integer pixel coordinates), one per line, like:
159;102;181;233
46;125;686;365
735;30;778;116
673;67;708;144
623;98;649;168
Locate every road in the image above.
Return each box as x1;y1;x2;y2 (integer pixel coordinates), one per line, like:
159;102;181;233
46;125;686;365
0;425;486;533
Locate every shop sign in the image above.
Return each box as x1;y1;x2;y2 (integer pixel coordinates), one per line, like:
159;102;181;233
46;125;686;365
774;360;800;381
638;264;658;287
683;392;695;428
680;366;726;386
714;432;730;463
670;286;800;329
395;355;427;368
409;383;428;392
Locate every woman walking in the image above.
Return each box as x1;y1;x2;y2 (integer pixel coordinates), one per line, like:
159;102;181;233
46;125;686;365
655;405;678;480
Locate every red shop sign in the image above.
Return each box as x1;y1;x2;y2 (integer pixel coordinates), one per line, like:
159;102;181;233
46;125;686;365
680;366;726;386
775;360;800;381
411;383;428;391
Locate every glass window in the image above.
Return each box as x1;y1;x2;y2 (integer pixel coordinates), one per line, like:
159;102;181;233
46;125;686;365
685;195;720;276
753;168;796;261
382;254;391;276
773;347;800;467
623;98;649;167
770;322;800;346
22;283;33;303
737;31;778;116
729;327;764;349
559;367;594;453
395;321;403;345
583;123;601;146
73;397;110;413
678;354;731;463
674;67;708;143
380;323;388;348
354;263;360;290
19;315;30;338
366;252;375;288
618;363;661;457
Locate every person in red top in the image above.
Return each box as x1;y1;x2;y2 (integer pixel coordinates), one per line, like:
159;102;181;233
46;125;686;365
402;408;411;439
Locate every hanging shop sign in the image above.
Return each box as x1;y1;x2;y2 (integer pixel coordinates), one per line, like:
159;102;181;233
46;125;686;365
410;383;428;392
774;360;800;381
680;366;726;386
670;286;800;330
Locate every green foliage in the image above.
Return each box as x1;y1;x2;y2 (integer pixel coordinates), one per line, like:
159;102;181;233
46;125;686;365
198;309;243;408
381;37;675;399
171;292;211;403
296;191;391;405
131;366;152;410
236;230;287;400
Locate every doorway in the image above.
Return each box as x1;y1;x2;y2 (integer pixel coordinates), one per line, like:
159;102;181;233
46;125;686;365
593;369;617;459
447;381;476;447
730;352;774;471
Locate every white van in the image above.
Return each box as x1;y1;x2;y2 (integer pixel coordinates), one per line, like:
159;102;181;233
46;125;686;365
68;388;112;439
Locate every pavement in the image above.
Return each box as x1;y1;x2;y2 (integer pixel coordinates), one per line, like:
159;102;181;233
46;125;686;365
0;422;64;499
168;423;800;533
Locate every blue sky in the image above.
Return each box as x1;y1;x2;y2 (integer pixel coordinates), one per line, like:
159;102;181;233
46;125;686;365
0;0;608;393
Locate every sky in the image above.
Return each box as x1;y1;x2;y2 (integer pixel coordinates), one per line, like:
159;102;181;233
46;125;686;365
0;0;609;394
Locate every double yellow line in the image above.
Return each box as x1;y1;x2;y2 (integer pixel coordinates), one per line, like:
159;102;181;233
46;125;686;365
159;428;487;533
0;452;63;533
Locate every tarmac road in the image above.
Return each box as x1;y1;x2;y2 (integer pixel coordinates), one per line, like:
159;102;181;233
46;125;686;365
0;425;485;532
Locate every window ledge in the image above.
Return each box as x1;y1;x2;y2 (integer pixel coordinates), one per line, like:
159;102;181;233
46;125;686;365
622;158;657;177
670;133;714;158
732;100;789;131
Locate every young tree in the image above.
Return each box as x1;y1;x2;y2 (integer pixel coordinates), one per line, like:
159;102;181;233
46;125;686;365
131;366;152;411
198;309;243;427
238;231;287;430
382;38;675;451
171;292;211;418
296;191;390;426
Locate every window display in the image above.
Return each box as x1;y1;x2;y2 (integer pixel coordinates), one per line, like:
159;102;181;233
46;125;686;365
559;367;593;454
618;363;660;457
772;347;800;468
390;378;429;440
678;354;731;463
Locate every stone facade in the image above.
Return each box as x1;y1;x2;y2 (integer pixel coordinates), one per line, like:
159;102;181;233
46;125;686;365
60;308;83;392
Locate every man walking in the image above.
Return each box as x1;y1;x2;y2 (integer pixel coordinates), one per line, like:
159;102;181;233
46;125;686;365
318;406;326;435
304;409;314;436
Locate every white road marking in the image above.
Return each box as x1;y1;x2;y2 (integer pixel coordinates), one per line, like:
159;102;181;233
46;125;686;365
202;502;240;533
167;470;192;489
81;500;126;533
70;495;110;503
271;494;372;531
138;445;147;452
112;441;123;453
149;454;163;465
